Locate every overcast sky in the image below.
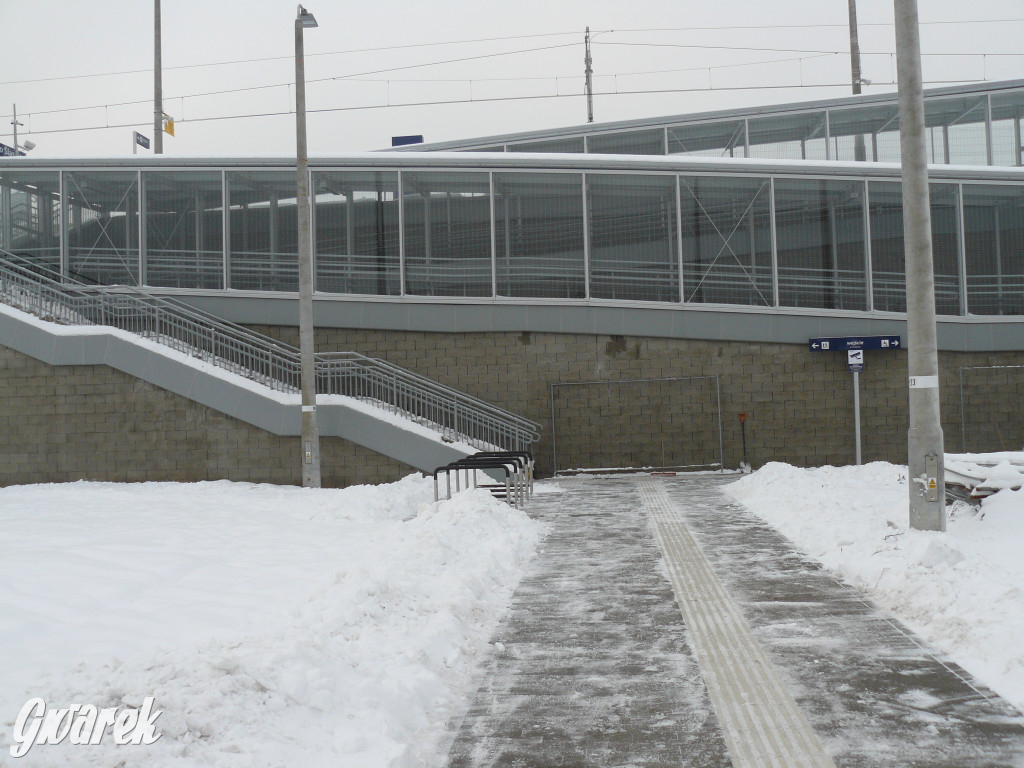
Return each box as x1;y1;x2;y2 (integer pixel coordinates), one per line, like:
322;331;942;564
2;0;1023;158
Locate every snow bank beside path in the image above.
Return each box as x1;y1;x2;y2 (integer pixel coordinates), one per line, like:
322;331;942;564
0;476;545;767
726;462;1024;714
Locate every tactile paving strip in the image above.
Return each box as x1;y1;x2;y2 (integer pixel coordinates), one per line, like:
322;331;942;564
639;478;837;768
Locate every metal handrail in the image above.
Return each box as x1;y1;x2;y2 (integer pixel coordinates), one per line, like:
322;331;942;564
317;352;540;450
0;250;541;451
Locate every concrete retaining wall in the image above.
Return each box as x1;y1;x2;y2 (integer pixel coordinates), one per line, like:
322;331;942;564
3;326;1022;487
250;326;1024;475
0;344;414;487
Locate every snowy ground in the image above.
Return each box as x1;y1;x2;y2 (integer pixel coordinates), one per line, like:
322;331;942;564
0;476;545;767
726;458;1024;715
3;460;1022;766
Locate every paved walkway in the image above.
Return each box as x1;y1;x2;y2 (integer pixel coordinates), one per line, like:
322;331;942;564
445;474;1024;768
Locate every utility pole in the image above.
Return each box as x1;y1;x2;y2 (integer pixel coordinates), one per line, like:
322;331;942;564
295;5;322;487
849;0;867;160
584;27;594;123
154;0;163;155
11;104;21;150
894;0;946;531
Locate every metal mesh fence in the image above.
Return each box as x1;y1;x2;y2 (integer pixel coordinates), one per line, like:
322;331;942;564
958;365;1024;452
550;375;722;474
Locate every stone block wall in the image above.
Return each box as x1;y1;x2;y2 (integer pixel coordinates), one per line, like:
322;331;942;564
3;328;1022;488
0;344;414;488
251;325;1024;476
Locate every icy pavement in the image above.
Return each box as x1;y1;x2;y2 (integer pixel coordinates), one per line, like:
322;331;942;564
446;474;1024;767
446;478;731;767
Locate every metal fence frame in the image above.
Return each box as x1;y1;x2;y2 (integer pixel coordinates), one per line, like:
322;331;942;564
958;364;1024;452
549;374;724;474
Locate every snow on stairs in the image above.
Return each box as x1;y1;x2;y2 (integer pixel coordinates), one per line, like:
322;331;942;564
0;300;479;474
0;252;540;474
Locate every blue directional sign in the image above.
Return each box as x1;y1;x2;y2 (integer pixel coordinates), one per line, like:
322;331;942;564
808;335;901;352
0;142;23;157
391;135;424;147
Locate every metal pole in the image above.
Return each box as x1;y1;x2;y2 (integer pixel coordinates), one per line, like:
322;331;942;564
11;104;19;150
154;0;163;155
849;0;867;161
296;6;321;487
853;370;862;465
894;0;945;531
584;27;594;124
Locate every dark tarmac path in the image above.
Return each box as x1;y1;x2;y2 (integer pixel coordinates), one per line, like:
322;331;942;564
445;474;1024;768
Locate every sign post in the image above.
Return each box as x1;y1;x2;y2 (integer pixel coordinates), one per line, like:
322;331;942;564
847;350;865;463
808;335;902;465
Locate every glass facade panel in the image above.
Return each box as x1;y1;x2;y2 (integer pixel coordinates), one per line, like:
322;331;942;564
774;179;867;311
314;171;400;295
990;91;1024;167
64;170;139;285
747;112;828;160
403;171;492;297
963;184;1024;315
0;170;61;275
868;181;962;314
143;171;223;289
925;96;989;165
227;172;297;292
588;174;678;302
680;176;773;306
507;137;585;154
828;104;900;163
668;120;746;158
493;172;584;299
586;129;664;155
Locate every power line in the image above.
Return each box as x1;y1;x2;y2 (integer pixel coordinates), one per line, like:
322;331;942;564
5;19;1022;89
599;42;844;55
10;38;1016;126
7;77;980;142
0;31;585;87
611;19;1024;32
6;42;581;120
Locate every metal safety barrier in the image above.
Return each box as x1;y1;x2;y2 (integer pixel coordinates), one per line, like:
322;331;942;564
433;451;535;509
0;250;540;452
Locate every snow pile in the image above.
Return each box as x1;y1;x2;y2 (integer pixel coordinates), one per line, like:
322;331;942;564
946;451;1024;496
726;461;1024;714
0;476;545;767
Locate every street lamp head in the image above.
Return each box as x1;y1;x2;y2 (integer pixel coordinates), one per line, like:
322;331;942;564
297;5;318;28
21;140;35;152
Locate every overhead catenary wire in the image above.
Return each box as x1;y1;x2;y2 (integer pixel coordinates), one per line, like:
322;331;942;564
3;78;983;141
5;40;1018;126
4;17;1022;88
4;17;1021;140
0;31;587;87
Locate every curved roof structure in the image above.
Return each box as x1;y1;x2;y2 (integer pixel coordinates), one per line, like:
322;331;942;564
2;80;1023;351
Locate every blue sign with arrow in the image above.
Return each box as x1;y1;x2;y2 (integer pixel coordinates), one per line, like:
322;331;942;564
808;335;901;352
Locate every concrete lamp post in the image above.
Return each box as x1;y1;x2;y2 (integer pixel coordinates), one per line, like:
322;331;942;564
295;4;322;487
894;0;946;531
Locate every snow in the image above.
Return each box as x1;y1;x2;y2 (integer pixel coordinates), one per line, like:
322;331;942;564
725;460;1024;715
0;475;545;766
4;458;1023;765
